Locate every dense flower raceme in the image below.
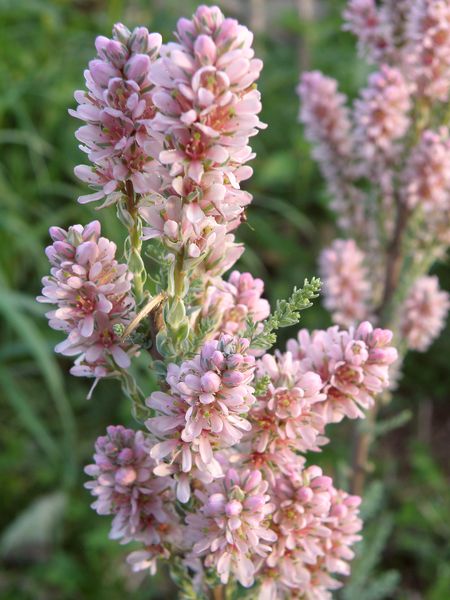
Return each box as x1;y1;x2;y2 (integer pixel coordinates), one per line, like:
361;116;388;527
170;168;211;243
343;0;394;64
319;239;372;328
247;353;327;474
70;24;164;204
152;6;265;192
186;468;277;587
146;335;256;502
258;464;362;600
400;276;450;352
135;4;267;269
402;128;450;211
287;322;398;423
354;64;411;164
85;426;181;574
37;221;137;380
297;71;365;230
203;270;270;335
405;0;450;101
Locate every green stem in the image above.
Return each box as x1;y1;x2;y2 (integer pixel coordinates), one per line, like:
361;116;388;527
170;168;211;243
173;249;186;299
118;367;148;422
125;180;145;304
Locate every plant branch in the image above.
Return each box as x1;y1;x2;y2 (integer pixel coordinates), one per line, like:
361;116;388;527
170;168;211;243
351;194;411;496
124;180;145;304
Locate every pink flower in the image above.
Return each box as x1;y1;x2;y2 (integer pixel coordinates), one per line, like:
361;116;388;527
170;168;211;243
84;426;180;549
70;24;165;204
250;352;327;459
400;276;449;351
186;468;277;587
201;227;244;276
263;466;333;593
319;239;372;327
405;0;450;101
37;221;137;376
287;322;398;423
297;71;364;231
146;335;257;502
141;5;265;255
151;6;265;184
343;0;394;63
402;128;450;211
354;65;411;162
320;488;362;579
258;467;362;599
203;270;270;335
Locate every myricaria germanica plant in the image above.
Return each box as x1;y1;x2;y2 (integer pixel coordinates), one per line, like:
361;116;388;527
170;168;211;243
39;6;398;599
297;0;450;497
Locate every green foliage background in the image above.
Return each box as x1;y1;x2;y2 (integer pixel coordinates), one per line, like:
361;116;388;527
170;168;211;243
0;1;448;598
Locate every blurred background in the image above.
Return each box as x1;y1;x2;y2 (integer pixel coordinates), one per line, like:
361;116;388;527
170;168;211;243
0;0;449;598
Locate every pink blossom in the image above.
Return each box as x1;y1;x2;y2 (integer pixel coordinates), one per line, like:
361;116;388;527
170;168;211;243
400;276;449;351
37;221;137;376
186;468;277;587
343;0;394;63
402;128;450;211
258;468;362;599
287;322;397;423
144;4;265;252
174;335;256;447
70;24;165;204
354;65;411;162
319;488;362;580
201;227;244;276
297;71;364;231
262;466;333;595
405;0;450;101
250;352;327;460
146;335;257;502
203;270;270;335
84;426;180;550
319;239;372;327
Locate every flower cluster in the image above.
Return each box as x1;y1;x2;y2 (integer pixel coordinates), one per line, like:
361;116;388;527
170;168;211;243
37;221;136;382
186;468;276;587
354;65;411;164
147;334;256;502
400;276;450;352
85;426;180;573
247;352;327;476
288;322;398;423
406;0;450;101
402;128;450;211
259;465;362;599
70;24;164;205
319;239;372;328
139;4;265;262
296;71;364;230
343;0;394;63
203;270;270;336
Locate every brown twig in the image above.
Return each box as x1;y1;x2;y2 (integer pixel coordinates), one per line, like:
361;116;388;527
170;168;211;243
377;202;411;321
121;293;165;341
211;584;225;600
350;196;411;496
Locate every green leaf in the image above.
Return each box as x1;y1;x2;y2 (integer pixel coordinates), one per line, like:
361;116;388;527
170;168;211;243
0;365;59;460
248;277;321;350
0;278;77;487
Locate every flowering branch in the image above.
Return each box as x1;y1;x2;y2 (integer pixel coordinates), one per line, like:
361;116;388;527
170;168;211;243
297;0;450;497
37;5;401;599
